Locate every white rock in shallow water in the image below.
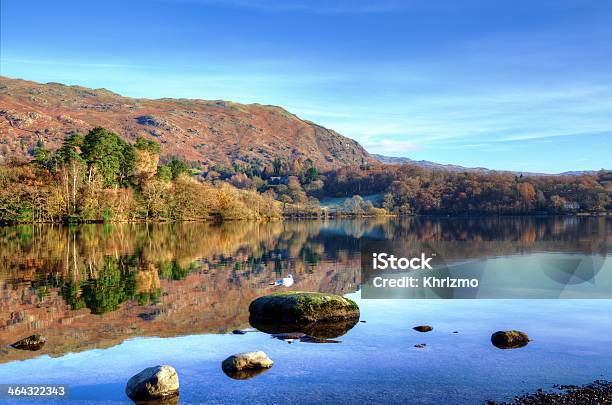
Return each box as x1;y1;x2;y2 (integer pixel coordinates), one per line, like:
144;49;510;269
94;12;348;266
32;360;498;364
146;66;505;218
221;351;273;372
125;365;179;401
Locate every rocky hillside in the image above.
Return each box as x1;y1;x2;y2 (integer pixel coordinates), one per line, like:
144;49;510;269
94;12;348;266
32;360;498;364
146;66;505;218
0;76;374;170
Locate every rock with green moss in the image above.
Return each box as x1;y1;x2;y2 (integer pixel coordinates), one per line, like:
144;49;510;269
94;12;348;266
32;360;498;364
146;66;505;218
249;292;360;325
491;330;530;349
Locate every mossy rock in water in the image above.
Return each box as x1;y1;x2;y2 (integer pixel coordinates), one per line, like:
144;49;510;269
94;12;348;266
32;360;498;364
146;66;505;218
491;330;530;349
249;292;360;325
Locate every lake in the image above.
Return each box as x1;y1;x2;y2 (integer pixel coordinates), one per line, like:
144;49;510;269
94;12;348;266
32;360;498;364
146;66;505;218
0;217;611;404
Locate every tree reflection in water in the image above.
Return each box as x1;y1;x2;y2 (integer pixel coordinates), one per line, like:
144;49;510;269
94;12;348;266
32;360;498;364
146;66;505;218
0;217;608;362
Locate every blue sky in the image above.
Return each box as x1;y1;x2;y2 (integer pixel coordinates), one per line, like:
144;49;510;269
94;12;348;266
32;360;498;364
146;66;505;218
1;0;610;173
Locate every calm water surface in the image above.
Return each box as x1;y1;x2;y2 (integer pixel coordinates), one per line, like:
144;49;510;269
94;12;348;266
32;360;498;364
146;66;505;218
0;217;610;404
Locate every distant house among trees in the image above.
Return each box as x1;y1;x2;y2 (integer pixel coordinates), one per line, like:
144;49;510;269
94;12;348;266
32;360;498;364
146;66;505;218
563;201;580;211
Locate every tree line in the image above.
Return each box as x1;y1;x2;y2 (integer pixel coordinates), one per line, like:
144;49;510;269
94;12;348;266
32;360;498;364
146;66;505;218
0;127;280;223
321;164;612;215
2;126;610;223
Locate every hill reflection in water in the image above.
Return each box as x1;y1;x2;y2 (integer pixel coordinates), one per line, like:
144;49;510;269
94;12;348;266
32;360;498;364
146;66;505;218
0;217;609;363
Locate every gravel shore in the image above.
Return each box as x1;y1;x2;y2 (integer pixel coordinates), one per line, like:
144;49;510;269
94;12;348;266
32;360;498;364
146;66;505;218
487;380;612;404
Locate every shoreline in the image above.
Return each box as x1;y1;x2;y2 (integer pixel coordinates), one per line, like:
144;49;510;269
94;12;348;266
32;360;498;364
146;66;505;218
488;380;612;404
1;212;609;226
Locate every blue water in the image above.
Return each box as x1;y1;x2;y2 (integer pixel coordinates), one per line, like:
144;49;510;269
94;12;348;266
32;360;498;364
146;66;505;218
1;296;611;404
0;218;610;404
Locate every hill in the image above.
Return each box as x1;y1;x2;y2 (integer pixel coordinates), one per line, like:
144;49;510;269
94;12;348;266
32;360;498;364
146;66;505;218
0;76;375;171
372;154;491;173
372;154;605;176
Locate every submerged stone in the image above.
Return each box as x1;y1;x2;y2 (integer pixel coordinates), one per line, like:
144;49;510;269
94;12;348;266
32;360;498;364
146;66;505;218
221;351;273;372
271;332;306;342
270;332;340;344
299;335;340;344
491;330;530;349
10;334;46;351
222;367;271;380
249;292;360;324
125;365;179;402
251;316;359;339
413;325;433;333
301;318;359;338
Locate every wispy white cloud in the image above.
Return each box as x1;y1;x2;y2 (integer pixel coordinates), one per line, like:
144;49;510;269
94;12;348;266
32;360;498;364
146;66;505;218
363;139;421;155
494;130;612;143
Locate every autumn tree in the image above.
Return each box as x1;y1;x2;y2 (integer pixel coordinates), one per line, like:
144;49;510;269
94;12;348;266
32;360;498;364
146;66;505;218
517;182;536;210
56;133;86;215
134;136;161;182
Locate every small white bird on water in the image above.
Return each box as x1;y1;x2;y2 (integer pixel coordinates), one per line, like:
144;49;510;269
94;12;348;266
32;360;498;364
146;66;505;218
270;274;294;287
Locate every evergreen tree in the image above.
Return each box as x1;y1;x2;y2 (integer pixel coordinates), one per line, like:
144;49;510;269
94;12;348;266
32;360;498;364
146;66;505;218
273;158;282;176
167;157;191;180
80;127;135;187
